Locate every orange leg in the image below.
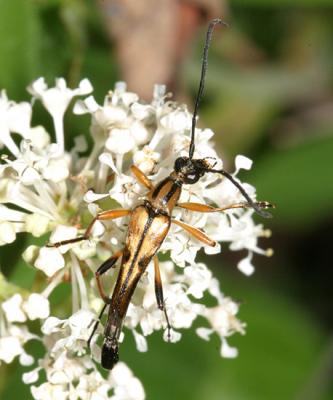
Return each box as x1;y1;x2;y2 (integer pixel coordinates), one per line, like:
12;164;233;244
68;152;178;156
130;165;154;190
47;209;131;248
96;250;123;304
153;256;171;340
177;201;273;213
172;219;216;247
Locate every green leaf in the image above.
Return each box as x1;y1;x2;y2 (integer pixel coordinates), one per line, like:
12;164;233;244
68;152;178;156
0;0;41;97
231;0;333;6
250;134;333;229
0;272;28;300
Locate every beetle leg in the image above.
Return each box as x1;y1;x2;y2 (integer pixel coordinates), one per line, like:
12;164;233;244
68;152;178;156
87;303;108;349
96;250;123;304
130;165;154;190
172;219;216;247
177;201;273;213
47;209;131;248
154;255;171;341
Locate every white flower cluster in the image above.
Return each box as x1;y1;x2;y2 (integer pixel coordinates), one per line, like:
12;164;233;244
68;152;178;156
0;78;272;399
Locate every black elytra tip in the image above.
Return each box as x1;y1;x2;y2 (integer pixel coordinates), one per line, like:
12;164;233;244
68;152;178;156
101;339;119;370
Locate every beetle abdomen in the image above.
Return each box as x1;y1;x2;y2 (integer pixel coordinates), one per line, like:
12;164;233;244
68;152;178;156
102;337;119;370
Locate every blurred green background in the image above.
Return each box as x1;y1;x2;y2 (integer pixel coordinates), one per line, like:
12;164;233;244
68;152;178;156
1;0;333;399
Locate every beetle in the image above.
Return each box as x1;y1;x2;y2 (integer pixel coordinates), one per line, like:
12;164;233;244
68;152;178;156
49;18;273;370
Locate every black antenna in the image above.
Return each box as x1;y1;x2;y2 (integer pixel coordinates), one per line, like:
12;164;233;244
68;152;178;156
189;18;227;159
188;19;273;219
205;167;274;218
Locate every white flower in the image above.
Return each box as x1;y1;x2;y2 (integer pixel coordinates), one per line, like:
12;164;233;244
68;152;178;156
109;362;145;400
163;228;202;268
165;283;203;330
28;77;92;119
29;126;51;149
73;82;140;147
237;253;255;276
235;154;253;172
0;78;273;398
34;247;65;277
0;90;32;156
159;107;191;133
2;294;26;323
25;213;50;237
31;383;68;400
0;221;17;245
132;330;148;352
41;310;96;356
133;146;160;174
106;128;136;154
182;263;213;299
0;324;36;365
23;294;50;320
75;371;111;400
108;173;143;208
28;77;93;153
0;336;23;363
196;279;246;359
26;311;144;400
42;157;70;182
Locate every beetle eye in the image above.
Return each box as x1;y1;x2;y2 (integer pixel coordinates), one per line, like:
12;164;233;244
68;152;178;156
174;156;188;172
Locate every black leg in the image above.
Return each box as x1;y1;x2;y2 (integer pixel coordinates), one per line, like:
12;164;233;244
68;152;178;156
87;303;108;348
153;256;171;340
96;251;122;304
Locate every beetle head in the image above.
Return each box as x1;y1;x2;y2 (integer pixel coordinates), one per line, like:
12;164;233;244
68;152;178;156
174;156;210;184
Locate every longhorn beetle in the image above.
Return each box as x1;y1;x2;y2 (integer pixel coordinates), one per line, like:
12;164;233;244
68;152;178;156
49;18;273;370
